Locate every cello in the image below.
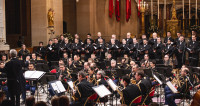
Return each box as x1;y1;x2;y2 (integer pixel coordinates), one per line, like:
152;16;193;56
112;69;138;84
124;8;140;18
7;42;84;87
191;90;200;106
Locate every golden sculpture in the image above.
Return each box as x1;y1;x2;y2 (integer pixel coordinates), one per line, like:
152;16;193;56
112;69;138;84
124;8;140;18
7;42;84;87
48;8;54;27
167;0;180;38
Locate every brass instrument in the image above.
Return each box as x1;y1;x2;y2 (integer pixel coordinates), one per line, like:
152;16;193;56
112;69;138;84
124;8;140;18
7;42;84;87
130;78;136;84
116;86;124;104
171;69;181;87
95;79;101;86
72;79;79;101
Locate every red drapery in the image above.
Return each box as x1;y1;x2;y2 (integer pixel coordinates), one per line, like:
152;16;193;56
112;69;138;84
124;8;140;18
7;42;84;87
126;0;131;22
109;0;114;18
115;0;120;21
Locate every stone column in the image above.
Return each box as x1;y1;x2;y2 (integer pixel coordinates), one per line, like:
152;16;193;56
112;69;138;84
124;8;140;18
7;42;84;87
31;0;63;46
0;0;9;51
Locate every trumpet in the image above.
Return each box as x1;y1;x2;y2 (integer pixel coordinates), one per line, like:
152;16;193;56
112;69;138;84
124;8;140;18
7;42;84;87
71;79;79;101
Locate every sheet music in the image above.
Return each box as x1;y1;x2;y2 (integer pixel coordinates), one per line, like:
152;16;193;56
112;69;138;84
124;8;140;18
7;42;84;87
51;83;60;93
166;81;178;93
93;85;111;98
106;79;117;91
67;81;75;91
55;81;66;92
25;71;45;79
153;74;162;85
30;71;45;79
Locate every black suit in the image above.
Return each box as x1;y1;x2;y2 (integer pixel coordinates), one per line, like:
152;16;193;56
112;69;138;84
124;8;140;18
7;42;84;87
164;37;174;44
108;44;118;60
84;44;94;61
122;84;141;105
52;43;60;61
0;58;25;106
125;38;133;44
118;44;128;57
175;41;186;68
95;43;106;60
164;44;174;58
73;79;94;105
187;41;199;66
139;44;151;60
35;46;46;59
71;43;82;57
129;43;139;60
153;43;164;60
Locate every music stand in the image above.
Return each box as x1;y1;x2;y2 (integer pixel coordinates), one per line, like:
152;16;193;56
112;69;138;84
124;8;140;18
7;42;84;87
48;80;66;96
25;71;46;101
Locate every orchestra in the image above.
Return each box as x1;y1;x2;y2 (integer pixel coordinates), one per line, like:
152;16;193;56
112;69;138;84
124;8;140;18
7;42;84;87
0;31;200;106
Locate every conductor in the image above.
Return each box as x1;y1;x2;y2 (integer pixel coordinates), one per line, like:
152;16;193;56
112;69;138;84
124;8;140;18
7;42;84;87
0;49;25;106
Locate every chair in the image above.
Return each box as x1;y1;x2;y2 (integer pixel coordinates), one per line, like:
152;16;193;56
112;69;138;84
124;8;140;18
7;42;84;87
84;93;98;106
129;95;142;106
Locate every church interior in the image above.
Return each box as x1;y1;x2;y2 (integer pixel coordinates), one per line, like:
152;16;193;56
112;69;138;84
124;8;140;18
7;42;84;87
0;0;200;106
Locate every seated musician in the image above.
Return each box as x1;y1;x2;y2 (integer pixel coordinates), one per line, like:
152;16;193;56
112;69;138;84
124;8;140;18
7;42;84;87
0;62;9;100
73;55;83;66
66;58;75;70
30;53;37;64
120;75;141;105
71;71;94;106
22;63;37;102
49;64;71;96
164;67;190;106
129;64;139;80
87;67;96;85
95;70;107;86
119;58;129;69
1;54;8;63
135;70;152;105
140;54;151;69
107;59;119;84
83;62;90;73
162;54;173;66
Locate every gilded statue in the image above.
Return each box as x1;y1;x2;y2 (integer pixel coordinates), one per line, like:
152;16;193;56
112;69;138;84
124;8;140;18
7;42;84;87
48;8;54;27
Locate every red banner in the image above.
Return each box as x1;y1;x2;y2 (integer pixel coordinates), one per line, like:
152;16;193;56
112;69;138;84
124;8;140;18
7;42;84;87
109;0;114;18
138;0;141;17
126;0;131;22
115;0;120;21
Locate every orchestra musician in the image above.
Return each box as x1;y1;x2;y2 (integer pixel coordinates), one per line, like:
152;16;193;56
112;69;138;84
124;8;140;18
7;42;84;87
120;75;141;105
164;68;190;106
162;54;173;66
95;70;107;86
135;70;152;105
140;54;151;69
71;71;94;106
30;53;37;64
87;67;96;85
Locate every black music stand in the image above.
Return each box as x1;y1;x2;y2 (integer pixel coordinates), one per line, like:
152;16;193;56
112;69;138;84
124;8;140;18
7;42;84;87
25;71;46;101
48;80;66;96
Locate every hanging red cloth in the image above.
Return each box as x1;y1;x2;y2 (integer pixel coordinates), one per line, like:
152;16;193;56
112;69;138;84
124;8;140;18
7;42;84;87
115;0;120;21
126;0;131;22
109;0;114;18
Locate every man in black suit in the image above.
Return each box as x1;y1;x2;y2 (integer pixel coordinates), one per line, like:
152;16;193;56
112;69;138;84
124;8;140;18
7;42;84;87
83;39;94;61
125;32;133;45
52;38;60;61
187;35;199;66
35;42;46;59
108;39;119;60
0;49;25;106
164;31;174;45
149;32;157;46
84;33;94;44
95;38;106;60
71;71;94;105
95;32;105;44
175;35;186;68
153;37;164;60
71;38;82;58
139;39;151;60
164;39;174;58
121;75;141;105
18;44;30;61
129;38;140;60
108;34;120;46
